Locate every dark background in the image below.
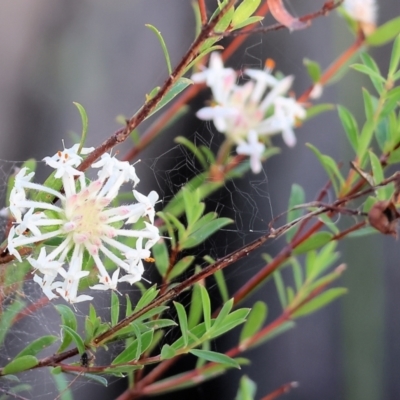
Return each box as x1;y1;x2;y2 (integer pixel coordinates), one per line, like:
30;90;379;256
0;1;399;399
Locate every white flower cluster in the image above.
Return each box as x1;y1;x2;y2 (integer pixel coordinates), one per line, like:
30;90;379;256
7;144;160;304
343;0;377;25
192;53;306;174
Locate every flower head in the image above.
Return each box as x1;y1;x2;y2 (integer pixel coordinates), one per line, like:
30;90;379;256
192;53;306;174
7;145;160;303
343;0;377;35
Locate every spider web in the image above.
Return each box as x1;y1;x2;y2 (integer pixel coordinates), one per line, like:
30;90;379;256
0;125;277;400
0;3;322;397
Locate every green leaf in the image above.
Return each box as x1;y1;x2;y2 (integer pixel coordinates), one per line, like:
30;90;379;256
169;256;195;280
306;143;344;194
112;330;154;364
60;325;85;355
231;0;261;27
366;17;400;46
55;305;77;353
291;258;303;291
337;105;359;152
147;77;193;119
213;2;235;33
200;285;212;331
52;371;73;400
214;269;229;303
189;349;240;368
352;55;384;93
152;241;169;276
211;308;250;338
389;34;400;78
175;137;209;170
362;88;375;121
160;344;177;360
134;286;159;312
145;24;172;74
110;291;120;327
73;102;89;154
305;103;335;120
293;232;333;255
273;270;287;309
231;15;263;30
292;288;347;318
286;184;305;242
251;321;295;348
181;217;233;249
15;336;58;359
369;151;384;184
236;375;257;400
182;188;204;227
188;282;203;329
0;300;25;346
240;301;267;343
305;242;339;280
174;302;189;347
303;58;321;83
3;356;38;375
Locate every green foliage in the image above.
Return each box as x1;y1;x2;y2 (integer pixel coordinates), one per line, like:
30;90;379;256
55;305;78;353
235;375;257;400
286;183;305;241
145;24;172;74
303;58;321;83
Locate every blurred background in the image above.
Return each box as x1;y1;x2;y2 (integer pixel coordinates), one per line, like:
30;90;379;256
0;1;399;399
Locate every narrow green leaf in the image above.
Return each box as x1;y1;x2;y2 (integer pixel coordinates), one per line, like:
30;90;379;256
152;241;169;276
15;336;58;359
303;58;321;83
286;183;305;242
273;270;287;309
200;285;212;331
160;344;177;360
292;288;348;318
389;34;400;78
231;15;263;30
211;308;250;338
366;17;400;46
214;269;229;303
181;217;233;249
55;305;77;353
190;349;240;368
145;24;172;74
369;151;384;185
3;356;38;375
337;105;359;152
240;301;267;343
174;302;189;347
305;103;335;120
251;321;295;348
147;78;192;118
231;0;261;27
306;143;344;194
291;258;303;292
60;325;85;355
169;256;195;280
73;102;89;154
134;286;159;312
293;232;333;255
52;371;73;400
188;282;203;329
175;137;209;170
112;330;154;364
111;291;119;327
0;300;25;346
236;375;257;400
